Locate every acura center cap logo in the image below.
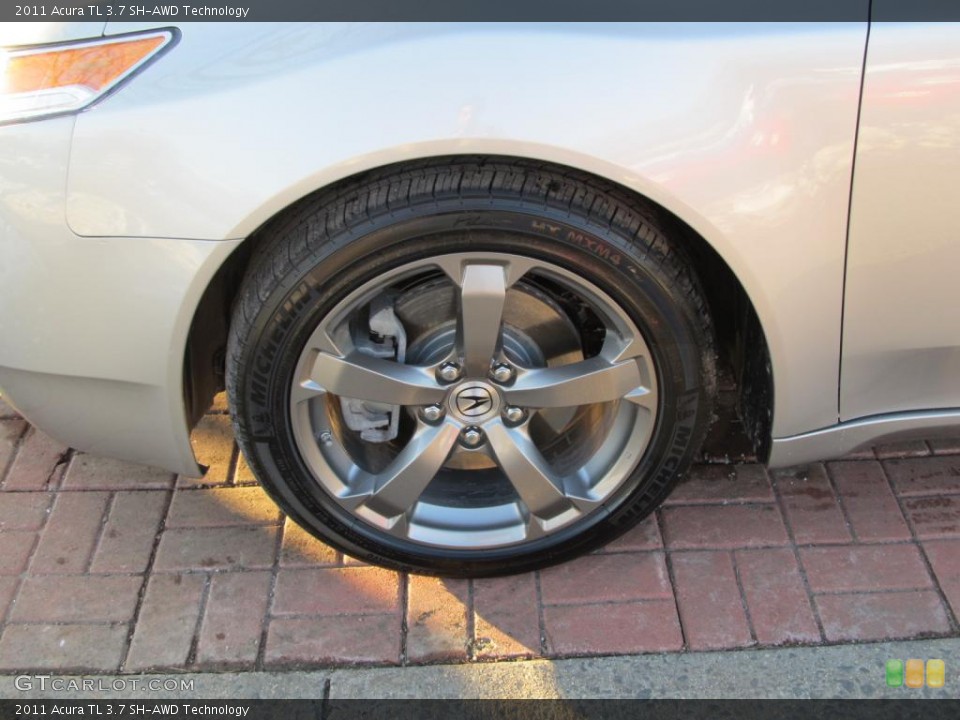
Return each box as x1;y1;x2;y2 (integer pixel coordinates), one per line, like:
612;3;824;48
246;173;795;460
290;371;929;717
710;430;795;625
455;386;494;417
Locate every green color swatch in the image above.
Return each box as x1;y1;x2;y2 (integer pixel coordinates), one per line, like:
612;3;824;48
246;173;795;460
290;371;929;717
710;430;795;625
886;659;904;687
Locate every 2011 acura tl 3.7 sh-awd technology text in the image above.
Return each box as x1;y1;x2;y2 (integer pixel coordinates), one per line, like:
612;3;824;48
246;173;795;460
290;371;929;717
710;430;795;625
1;20;958;575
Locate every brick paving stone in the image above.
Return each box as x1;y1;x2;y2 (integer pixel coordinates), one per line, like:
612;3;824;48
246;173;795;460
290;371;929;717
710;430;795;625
196;571;271;668
29;491;110;573
839;447;876;461
7;413;960;670
901;496;960;539
125;573;206;672
208;392;229;414
153;526;278;571
828;461;911;542
0;492;51;531
266;615;400;666
406;576;470;663
735;548;820;645
543;600;683;657
3;428;67;491
280;518;340;567
273;567;400;616
816;590;950;642
874;441;932;460
927;438;960;456
473;573;541;659
0;532;36;575
178;415;235;488
11;575;142;623
0;577;18;621
0;418;26;478
62;454;174;491
666;464;774;505
773;465;852;545
0;623;128;672
671;551;753;650
234;452;256;484
166;487;281;528
661;504;788;549
597;515;662;553
540;552;671;605
90;491;168;574
885;456;960;497
800;545;933;594
922;539;960;619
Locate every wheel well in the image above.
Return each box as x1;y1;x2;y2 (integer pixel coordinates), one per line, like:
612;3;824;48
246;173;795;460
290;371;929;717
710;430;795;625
658;212;773;462
183;155;774;461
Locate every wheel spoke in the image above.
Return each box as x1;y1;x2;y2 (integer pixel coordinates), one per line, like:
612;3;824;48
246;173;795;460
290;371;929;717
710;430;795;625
624;385;658;413
349;421;460;518
458;264;507;377
290;379;325;405
486;420;574;519
310;352;445;406
504;356;648;408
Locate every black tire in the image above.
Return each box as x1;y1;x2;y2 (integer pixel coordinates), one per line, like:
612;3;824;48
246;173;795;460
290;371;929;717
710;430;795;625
227;157;715;577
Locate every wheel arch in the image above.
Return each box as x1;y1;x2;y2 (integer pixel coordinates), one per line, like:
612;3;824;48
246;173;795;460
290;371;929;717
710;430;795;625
184;152;774;461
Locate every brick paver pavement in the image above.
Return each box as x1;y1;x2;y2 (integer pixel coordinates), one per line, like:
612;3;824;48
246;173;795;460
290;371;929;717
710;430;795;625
0;394;958;673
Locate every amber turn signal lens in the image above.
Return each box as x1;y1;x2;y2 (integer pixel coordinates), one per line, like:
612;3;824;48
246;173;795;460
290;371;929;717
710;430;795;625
0;31;173;124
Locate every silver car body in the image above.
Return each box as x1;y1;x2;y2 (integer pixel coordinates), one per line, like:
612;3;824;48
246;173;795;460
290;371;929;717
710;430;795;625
1;21;958;475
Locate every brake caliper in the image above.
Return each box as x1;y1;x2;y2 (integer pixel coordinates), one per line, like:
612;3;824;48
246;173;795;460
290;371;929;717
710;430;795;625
339;295;407;442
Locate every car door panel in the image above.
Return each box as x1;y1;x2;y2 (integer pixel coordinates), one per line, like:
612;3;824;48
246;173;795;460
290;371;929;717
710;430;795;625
842;21;960;420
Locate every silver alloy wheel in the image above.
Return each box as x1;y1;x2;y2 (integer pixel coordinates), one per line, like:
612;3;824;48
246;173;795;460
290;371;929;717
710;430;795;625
289;252;659;549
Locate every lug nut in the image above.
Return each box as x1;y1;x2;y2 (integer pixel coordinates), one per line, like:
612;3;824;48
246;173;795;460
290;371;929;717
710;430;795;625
461;427;484;447
503;406;526;425
491;363;514;384
437;362;462;383
420;404;444;423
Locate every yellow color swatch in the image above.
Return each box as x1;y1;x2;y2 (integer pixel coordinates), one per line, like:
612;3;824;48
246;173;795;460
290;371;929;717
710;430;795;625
926;659;945;688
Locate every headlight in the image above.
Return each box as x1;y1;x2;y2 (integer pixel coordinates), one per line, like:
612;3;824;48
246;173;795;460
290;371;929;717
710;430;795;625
0;29;176;125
